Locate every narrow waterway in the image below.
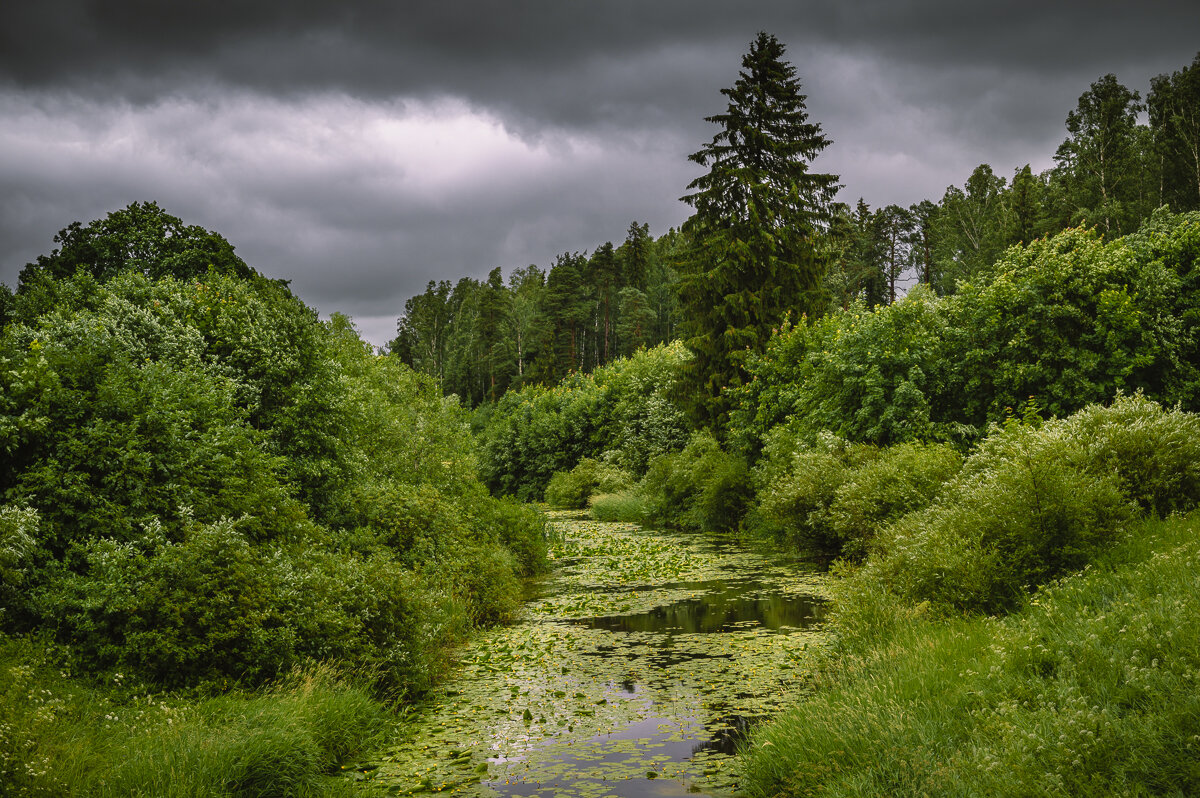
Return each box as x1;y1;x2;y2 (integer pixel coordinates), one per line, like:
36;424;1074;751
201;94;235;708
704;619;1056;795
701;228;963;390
369;511;829;797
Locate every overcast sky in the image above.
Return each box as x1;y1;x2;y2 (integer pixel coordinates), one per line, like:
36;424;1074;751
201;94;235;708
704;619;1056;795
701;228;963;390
2;1;1196;346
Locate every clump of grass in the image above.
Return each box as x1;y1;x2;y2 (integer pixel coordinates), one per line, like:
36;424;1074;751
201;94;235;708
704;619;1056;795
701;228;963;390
741;512;1200;797
588;490;648;523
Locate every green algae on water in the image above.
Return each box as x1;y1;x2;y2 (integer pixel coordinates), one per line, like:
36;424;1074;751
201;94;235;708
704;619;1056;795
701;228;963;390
369;513;829;797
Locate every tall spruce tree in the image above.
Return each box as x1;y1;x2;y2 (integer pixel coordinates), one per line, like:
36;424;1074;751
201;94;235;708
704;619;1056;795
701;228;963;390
678;31;838;428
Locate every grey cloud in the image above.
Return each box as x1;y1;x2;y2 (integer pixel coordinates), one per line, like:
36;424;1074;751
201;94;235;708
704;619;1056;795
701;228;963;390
2;1;1197;347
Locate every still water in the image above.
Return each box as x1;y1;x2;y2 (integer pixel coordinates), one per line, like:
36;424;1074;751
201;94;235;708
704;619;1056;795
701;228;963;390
368;512;828;797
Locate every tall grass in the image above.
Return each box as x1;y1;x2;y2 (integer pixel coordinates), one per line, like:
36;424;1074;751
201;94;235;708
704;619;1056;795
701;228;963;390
742;513;1200;796
0;640;388;797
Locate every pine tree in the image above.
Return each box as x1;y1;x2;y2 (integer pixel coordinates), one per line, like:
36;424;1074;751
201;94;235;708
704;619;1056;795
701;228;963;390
678;31;838;428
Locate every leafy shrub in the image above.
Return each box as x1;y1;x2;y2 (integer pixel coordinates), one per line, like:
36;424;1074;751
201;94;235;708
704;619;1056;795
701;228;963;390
1055;392;1200;516
835;394;1200;629
0;506;38;624
825;442;963;560
479;343;690;500
729;212;1200;454
942;226;1184;425
43;519;298;685
639;431;752;533
745;430;879;559
0;267;548;697
544;458;634;509
464;496;549;577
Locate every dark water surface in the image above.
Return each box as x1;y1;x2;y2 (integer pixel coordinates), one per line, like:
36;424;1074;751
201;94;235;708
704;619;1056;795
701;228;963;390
369;515;829;797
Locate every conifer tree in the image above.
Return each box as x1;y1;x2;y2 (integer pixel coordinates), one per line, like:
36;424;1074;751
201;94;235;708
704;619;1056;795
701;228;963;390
678;31;838;428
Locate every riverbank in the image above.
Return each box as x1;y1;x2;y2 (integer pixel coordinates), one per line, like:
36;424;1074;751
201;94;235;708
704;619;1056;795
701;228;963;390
740;511;1200;796
367;512;830;797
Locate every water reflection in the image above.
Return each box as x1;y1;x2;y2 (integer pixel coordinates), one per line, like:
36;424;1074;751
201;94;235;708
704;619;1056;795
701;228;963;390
372;517;828;798
579;587;825;634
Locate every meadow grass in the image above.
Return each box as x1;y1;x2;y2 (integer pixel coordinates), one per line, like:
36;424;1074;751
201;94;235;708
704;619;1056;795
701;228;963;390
740;513;1200;796
0;644;388;797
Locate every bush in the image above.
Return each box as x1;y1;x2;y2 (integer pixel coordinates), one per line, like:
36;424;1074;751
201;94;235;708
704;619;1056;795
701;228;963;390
745;430;879;559
464;496;549;577
834;394;1200;630
639;431;752;534
728;212;1200;454
0;505;38;625
478;343;690;500
544;458;634;509
825;442;963;560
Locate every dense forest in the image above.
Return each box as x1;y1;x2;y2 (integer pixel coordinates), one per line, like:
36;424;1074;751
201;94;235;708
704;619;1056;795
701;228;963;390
2;30;1200;798
392;50;1200;416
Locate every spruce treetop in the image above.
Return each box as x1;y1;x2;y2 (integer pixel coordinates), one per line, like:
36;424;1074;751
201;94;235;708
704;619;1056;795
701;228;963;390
682;31;838;234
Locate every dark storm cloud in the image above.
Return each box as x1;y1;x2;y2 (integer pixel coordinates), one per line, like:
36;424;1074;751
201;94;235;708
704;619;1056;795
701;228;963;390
2;0;1197;345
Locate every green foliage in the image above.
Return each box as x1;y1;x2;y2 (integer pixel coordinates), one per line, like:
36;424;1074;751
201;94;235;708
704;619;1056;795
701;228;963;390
479;342;690;501
587;490;650;524
836;394;1200;626
0;240;547;697
732;212;1200;452
0;637;387;797
742;512;1200;797
944;225;1184;425
678;32;837;427
16;201;255;289
638;431;751;534
745;431;881;559
1052;74;1153;236
544;458;634;510
824;442;963;560
0;506;38;625
730;286;954;452
1149;52;1200;212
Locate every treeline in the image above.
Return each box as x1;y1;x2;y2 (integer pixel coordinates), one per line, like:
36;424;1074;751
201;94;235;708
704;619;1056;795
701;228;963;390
392;52;1200;411
388;222;685;405
829;54;1200;304
523;209;1200;527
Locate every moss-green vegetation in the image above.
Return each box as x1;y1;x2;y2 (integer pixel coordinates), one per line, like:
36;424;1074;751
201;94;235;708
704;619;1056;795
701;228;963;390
0;206;550;794
730;211;1200;453
544;458;634;510
742;513;1200;797
0;636;386;797
1;269;547;693
478;342;690;501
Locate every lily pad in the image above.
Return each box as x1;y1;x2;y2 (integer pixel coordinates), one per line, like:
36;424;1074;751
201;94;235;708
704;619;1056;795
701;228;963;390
365;514;830;797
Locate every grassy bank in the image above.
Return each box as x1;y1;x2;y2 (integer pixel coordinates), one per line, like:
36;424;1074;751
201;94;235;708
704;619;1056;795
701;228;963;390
741;512;1200;796
0;637;388;797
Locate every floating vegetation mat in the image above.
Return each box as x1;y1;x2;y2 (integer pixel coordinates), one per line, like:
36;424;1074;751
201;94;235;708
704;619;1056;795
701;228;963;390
369;514;830;797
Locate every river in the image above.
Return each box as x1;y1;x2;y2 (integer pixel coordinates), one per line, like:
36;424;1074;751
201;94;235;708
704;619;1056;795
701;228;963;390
367;511;829;797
